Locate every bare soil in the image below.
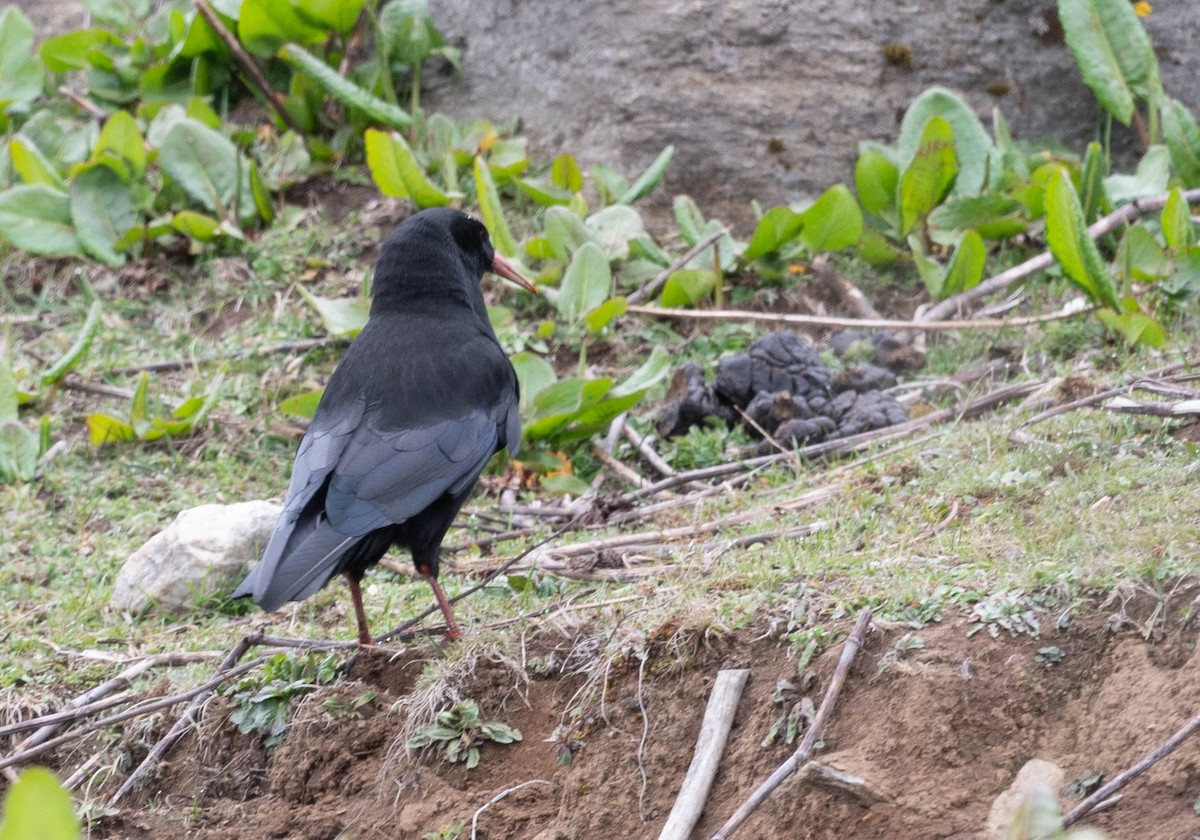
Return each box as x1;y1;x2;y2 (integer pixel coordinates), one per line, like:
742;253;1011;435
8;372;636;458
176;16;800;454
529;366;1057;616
89;592;1200;840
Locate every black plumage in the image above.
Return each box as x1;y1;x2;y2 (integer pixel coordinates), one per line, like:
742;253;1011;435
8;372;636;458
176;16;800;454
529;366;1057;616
233;208;535;644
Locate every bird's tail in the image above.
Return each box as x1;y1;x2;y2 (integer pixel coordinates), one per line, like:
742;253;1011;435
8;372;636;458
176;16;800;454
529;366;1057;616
232;512;357;611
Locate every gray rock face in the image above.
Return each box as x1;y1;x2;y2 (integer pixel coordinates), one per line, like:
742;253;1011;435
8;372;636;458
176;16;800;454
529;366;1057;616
110;501;281;615
423;0;1198;227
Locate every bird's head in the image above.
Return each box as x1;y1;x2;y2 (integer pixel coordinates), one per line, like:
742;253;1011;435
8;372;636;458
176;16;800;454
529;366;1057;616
371;208;536;316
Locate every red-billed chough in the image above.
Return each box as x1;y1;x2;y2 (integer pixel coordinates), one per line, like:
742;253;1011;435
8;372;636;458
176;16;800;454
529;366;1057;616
233;208;536;644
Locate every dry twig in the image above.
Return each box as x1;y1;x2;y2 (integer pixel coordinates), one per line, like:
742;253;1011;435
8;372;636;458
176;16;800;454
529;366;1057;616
628;228;729;304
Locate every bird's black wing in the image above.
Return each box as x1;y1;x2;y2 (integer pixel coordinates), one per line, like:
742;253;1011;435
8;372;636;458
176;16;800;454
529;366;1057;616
236;320;518;610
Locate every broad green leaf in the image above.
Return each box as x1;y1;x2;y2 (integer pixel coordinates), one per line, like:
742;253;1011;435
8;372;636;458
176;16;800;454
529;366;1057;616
551;152;584;193
515;177;572;206
129;371;151;437
295;0;366;34
1078;141;1107;223
941;229;987;296
86;413;137;446
610;345;670;399
176;10;222;58
591;163;627;206
94;111;147;180
487;138;529;182
71;162;135;266
248;161;275;224
172;210;221;241
583;296;627;333
0;185;81;257
673;195;707;245
10;138;65;189
618;145;673;204
0;8;44;106
660;269;718;308
297;287;370;337
0;767;79;840
858;228;905;265
908;235;946;298
1097;307;1165;347
585;204;645;260
279;388;324;419
159;119;251;220
801;184;862;251
280;43;412;129
556;242;611;324
525;377;613;436
509;352;556;415
38;28;116;72
743;206;805;261
364;129;450;208
928;193;1028;242
474;155;517;258
897;87;991;196
1161;97;1200;187
238;0;326;56
42;300;102;385
1045;168;1119;309
1161;188;1195;251
1058;0;1155;125
854;148;899;218
628;234;671;267
0;419;39;482
1115;224;1168;282
543;206;593;261
1104;145;1169;205
899;116;958;236
1164;247;1200;298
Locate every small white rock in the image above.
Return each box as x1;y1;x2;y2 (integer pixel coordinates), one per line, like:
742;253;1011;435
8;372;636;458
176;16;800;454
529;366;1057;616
985;758;1066;839
110;500;281;614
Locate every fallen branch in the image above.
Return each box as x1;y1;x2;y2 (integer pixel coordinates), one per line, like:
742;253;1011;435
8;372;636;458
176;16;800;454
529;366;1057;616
923;187;1200;321
1062;710;1200;828
1102;396;1200;417
659;669;751;840
710;608;872;840
1020;359;1199;428
627;302;1091;332
622;423;677;478
471;780;556;840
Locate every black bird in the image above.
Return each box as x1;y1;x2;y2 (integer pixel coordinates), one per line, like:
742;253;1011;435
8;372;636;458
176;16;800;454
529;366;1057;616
234;208;536;644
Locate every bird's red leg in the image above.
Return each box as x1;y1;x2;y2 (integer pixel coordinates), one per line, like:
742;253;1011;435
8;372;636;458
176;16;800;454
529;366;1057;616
424;574;463;640
344;572;374;646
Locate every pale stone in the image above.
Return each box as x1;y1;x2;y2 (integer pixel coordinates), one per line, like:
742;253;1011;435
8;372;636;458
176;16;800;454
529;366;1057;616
110;501;281;614
985;758;1066;839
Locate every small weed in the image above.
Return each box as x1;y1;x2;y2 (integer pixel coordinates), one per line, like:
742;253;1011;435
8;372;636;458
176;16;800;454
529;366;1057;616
407;699;522;769
422;822;465;840
225;653;340;748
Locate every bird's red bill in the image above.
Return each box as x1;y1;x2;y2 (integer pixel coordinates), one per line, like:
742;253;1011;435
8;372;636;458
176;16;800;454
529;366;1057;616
490;253;538;294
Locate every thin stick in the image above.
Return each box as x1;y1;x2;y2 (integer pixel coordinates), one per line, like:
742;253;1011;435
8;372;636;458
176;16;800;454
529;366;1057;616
1062;711;1200;828
710;608;872;840
923;187;1200;321
1020;359;1197;428
470;780;556;839
58;87;106;119
592;442;655;490
622;424;676;478
628;228;729;304
193;0;306;137
103;338;341;377
659;669;751;840
627;302;1091;332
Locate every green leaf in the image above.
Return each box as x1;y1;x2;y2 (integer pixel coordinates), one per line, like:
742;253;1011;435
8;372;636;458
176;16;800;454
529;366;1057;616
94;110;146;180
899;116;958;236
248;160;275;224
583;296;627;333
238;0;327;57
941;229;987;296
474;155;517;258
297;287;370;337
0;8;43;106
279;43;412;129
172;210;221;241
858;228;905;265
86;413;136;446
543;206;593;261
129;371;151;437
1078;141;1107;224
1045;168;1119;309
618;145;673;204
0;767;79;840
159;118;249;220
896;87;991;196
801;184;862;251
364;129;450;208
70;162;136;266
1115;224;1167;282
660;269;718;308
854;148;899;218
0;185;81;258
673;195;707;245
585;204;645;260
551;153;584;193
1161;188;1195;251
610;345;670;399
556;242;612;324
509;352;556;415
1161;97;1200;187
743;206;805;261
591;163;627;206
0;419;38;483
0;357;17;422
909;235;946;299
42;300;102;385
525;377;613;439
39;28;117;72
1104;145;1169;205
10;138;65;189
927;193;1027;242
1096;307;1165;347
1058;0;1155;125
515;177;572;206
279;388;324;419
295;0;366;34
